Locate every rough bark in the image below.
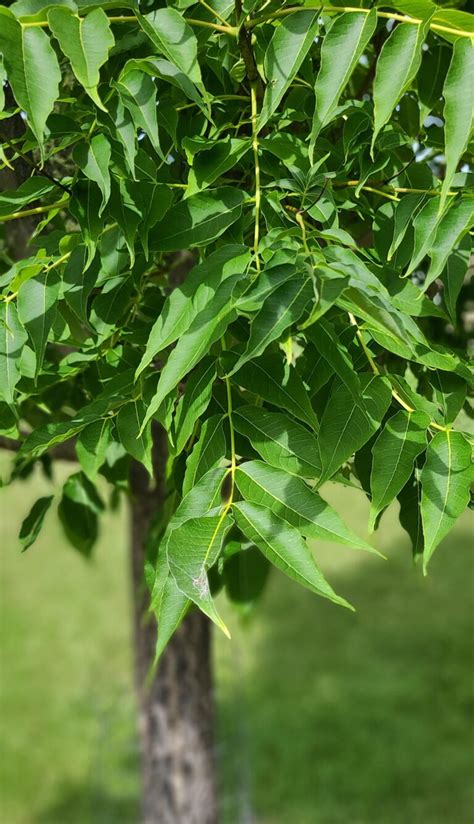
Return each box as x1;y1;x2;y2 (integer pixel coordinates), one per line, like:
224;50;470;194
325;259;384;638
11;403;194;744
129;429;218;824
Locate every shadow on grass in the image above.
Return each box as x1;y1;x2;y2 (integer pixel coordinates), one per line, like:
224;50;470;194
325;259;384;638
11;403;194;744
34;781;139;824
217;510;474;824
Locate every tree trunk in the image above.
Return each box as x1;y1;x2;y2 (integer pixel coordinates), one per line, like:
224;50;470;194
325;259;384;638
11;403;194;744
129;434;218;824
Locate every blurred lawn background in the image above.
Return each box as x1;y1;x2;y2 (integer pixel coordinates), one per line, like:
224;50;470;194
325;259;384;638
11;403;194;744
1;453;473;824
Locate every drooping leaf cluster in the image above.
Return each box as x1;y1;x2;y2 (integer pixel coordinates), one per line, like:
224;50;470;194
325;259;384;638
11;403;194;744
0;0;472;658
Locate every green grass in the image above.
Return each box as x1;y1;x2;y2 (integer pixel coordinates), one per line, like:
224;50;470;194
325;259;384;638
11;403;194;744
1;457;473;823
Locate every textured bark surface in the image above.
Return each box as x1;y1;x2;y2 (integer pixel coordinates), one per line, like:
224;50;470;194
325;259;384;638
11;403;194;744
129;430;218;824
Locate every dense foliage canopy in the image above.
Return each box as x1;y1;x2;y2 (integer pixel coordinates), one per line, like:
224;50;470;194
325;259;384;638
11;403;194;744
0;0;473;659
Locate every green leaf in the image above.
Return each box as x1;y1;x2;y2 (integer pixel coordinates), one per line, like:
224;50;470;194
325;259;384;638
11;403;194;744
224;546;270;609
423;198;474;290
166;513;232;635
137;245;249;377
150;187;245;252
107;95;137;178
0;8;61;156
0;302;27;405
48;6;114;110
318;375;392;485
117;400;153;475
58;472;103;557
138;8;202;87
115;69;164;160
141;275;240;430
232;501;352;609
69;181;104;267
311;10;376;147
228;276;312;375
371;19;429;154
440;38;474;213
186;138;250;196
228;353;319;431
431;371;467;426
397;473;424;557
441;237;471;326
387;194;425;262
421;431;472;571
182;414;226;497
73;134;112;216
62;246;99;324
76;418;112;481
151;560;190;665
0;178;57;217
17;271;61;377
369;410;430;531
404;197;439;277
234;406;322;479
259;10;320;129
173;357;216;455
19;495;54;552
306;319;360;402
236;460;380;555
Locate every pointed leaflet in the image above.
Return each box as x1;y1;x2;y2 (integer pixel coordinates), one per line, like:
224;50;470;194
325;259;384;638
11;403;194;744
115;69;164;160
151;561;190;665
228;277;312;375
73;134;111;216
17;271;61;377
369;410;429;532
137;245;249;377
234;406;322;479
166;513;232;635
76;418;112;481
440;38;474;213
152;467;228;662
228;353;319;431
0;8;61;156
404;197;439;277
48;6;114;110
0;302;27;405
141;276;240;430
236;461;379;556
306;319;360;402
259;10;319;129
182;415;226;497
117;400;153;475
423;198;474;290
421;431;472;571
441;236;471;326
173;358;216;455
431;371;467;426
318;375;392;485
311;11;376;147
371;19;429;153
19;496;54;552
150;188;245;252
62;245;99;324
107;95;136;178
233;502;352;610
137;8;202;87
387;194;425;261
0;178;57;216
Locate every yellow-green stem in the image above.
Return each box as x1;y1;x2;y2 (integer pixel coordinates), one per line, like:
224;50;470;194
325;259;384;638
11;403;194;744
0;198;69;224
348;313;447;432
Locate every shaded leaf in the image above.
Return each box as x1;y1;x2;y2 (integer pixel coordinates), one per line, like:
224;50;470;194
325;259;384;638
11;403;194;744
19;495;54;551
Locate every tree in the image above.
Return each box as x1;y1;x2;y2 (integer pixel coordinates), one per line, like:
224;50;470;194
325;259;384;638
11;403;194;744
0;0;473;820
